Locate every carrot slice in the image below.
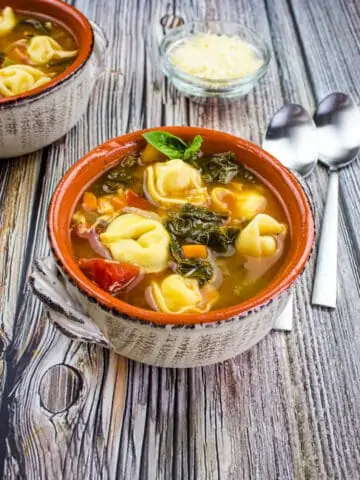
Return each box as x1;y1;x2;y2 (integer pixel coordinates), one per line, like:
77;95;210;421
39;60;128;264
110;196;126;210
82;192;98;211
182;244;208;259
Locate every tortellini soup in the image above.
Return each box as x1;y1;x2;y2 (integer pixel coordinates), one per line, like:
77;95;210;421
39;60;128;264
0;6;78;98
71;132;289;314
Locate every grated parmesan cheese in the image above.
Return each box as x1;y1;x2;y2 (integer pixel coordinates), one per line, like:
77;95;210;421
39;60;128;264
169;32;263;82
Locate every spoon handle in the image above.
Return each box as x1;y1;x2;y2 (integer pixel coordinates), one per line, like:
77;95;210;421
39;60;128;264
311;171;339;308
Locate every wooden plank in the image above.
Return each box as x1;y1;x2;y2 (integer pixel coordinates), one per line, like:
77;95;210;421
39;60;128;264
0;153;42;341
2;72;129;478
0;150;44;468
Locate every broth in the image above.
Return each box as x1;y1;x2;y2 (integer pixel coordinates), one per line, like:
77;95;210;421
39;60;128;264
70;132;289;314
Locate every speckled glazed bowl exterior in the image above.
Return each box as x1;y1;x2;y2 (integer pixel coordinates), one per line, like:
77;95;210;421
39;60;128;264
30;127;314;368
0;0;107;158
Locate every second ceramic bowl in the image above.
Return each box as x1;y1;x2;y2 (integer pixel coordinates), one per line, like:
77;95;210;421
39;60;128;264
0;0;108;158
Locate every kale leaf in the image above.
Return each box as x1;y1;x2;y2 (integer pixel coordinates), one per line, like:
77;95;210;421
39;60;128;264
176;203;227;224
166;204;240;254
190;151;256;185
176;258;214;287
102;155;138;193
196;152;239;183
169;236;213;287
166;204;241;285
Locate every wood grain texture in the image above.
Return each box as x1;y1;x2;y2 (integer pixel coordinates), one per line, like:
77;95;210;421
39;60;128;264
0;0;359;479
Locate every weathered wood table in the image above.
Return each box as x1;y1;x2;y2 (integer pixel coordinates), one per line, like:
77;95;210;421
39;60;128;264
1;0;360;478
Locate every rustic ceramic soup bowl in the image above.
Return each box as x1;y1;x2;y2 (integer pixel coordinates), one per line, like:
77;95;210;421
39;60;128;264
0;0;108;158
29;127;314;368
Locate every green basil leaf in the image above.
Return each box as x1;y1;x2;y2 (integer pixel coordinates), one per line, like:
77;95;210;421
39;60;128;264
142;131;188;159
184;135;203;161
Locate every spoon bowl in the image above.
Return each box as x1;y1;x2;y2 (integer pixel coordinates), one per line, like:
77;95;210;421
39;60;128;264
314;92;360;170
263;103;318;178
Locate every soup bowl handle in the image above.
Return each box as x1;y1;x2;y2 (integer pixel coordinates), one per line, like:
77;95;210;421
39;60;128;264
89;21;109;77
29;257;110;348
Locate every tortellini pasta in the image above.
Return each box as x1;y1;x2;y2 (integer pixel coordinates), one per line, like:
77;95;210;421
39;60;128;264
236;213;285;257
0;7;16;37
211;186;266;220
145;159;209;207
27;36;78;65
149;274;219;314
100;213;170;273
0;65;51;97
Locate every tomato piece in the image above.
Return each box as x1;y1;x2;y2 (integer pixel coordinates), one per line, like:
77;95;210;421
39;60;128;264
78;258;140;294
125;190;154;210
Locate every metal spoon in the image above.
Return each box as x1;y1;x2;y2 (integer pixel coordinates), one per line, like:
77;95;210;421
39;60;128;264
263;103;318;177
262;104;318;329
311;92;360;308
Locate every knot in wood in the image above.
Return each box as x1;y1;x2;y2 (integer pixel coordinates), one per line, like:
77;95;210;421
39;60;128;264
39;364;82;414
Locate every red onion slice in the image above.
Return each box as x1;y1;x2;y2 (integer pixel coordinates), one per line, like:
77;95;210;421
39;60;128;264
122;206;162;222
87;229;112;259
145;285;159;311
211;265;224;289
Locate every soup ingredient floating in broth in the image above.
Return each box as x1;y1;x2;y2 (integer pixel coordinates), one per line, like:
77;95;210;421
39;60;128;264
71;131;288;313
236;214;285;257
167;226;214;287
99;213;170;273
166;204;239;254
146;159;209;207
0;64;51;97
142;131;203;161
211;185;266;220
0;6;15;36
78;258;140;295
27;36;78;65
169;32;263;82
149;274;219;314
0;6;78;98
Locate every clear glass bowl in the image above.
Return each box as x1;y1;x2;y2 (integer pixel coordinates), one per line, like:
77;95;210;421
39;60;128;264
159;21;271;100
